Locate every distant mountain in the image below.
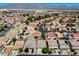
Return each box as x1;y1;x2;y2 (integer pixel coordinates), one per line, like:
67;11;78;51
0;3;79;9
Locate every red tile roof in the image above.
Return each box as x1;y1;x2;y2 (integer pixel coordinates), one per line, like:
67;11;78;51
33;31;41;37
45;26;50;29
30;22;39;28
46;32;55;37
71;33;79;37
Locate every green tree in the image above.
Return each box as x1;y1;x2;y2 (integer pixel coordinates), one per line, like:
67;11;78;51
42;47;49;54
41;33;46;40
59;19;64;23
24;48;29;53
48;50;52;54
0;24;3;31
25;20;29;25
59;29;65;33
53;13;59;16
42;47;52;54
12;37;17;44
50;22;53;26
71;28;77;33
70;49;78;55
19;48;23;53
34;27;38;31
67;23;75;27
34;36;38;39
4;25;7;28
0;24;5;31
28;17;33;22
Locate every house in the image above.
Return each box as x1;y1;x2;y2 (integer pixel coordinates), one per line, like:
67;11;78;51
37;40;46;54
71;33;79;40
39;19;45;23
76;18;79;22
55;32;63;38
60;25;66;30
46;32;56;39
50;26;55;29
0;36;9;45
33;31;41;37
26;39;36;48
30;22;39;28
13;41;24;50
27;26;35;34
59;40;69;50
44;25;50;30
70;40;79;49
3;47;13;56
25;39;36;54
37;40;46;48
47;39;58;49
0;27;18;45
26;39;46;54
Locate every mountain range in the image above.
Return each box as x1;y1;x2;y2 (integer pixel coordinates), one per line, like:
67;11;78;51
0;3;79;9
